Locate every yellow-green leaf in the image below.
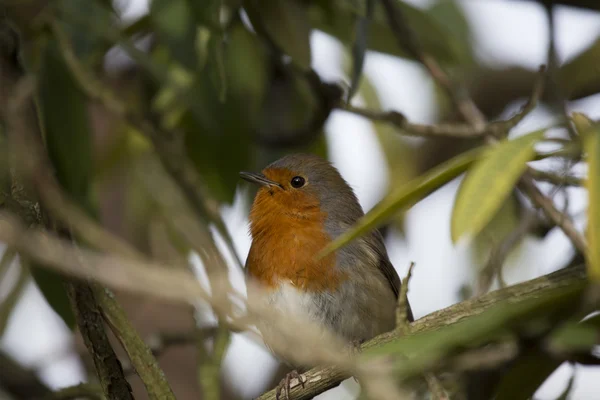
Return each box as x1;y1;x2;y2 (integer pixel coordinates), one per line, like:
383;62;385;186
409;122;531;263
244;0;312;70
572;112;600;282
319;147;484;258
451;130;545;243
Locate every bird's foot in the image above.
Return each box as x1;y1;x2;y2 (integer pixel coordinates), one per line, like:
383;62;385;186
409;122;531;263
275;369;306;400
347;339;365;383
348;338;365;355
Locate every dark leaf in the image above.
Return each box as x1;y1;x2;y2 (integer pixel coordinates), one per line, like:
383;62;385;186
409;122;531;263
150;0;197;70
30;263;76;329
38;40;94;212
346;0;374;102
309;0;463;65
494;348;561;400
185;21;268;203
244;0;312;70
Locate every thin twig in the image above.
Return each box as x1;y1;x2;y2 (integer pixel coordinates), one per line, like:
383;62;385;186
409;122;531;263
396;261;415;332
338;65;545;139
378;0;586;254
380;0;486;129
529;169;584;187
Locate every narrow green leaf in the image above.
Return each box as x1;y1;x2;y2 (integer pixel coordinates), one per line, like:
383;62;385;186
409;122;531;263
319;147;484;258
426;0;474;65
451;130;545;243
37;39;93;329
572;113;600;282
494;348;561;400
549;321;599;353
244;0;312;70
560;37;600;100
30;263;76;329
150;0;197;70
346;0;374;102
185;20;268;203
38;41;94;211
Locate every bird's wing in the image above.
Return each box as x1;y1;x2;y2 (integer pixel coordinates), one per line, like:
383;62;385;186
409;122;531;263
370;230;414;322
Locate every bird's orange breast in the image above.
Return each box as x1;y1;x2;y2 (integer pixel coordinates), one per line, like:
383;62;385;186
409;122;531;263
246;188;345;292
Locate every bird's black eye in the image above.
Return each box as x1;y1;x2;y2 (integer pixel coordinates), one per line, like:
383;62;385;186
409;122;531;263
290;176;305;188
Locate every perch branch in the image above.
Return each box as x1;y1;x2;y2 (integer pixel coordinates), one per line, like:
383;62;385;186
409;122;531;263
256;265;586;400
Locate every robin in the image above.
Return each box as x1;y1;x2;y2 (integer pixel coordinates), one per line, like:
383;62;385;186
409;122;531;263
240;153;413;399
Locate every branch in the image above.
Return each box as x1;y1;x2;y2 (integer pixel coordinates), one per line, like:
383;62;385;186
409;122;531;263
1;39;134;400
529;169;584;186
380;0;486;129
64;280;134;400
94;286;176;400
337;64;545;139
256;266;586;400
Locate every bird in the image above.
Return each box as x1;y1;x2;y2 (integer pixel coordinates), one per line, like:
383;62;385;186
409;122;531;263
240;153;413;399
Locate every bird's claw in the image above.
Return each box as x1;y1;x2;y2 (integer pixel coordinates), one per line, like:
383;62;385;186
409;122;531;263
275;369;306;400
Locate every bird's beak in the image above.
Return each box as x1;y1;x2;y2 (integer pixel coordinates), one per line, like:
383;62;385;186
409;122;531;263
239;172;283;189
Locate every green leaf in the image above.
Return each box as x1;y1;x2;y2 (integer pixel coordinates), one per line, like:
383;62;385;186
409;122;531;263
150;0;197;70
494;348;561;400
572;113;600;281
346;0;374;102
309;0;463;65
549;321;599;353
426;0;474;65
451;130;545;243
185;20;268;203
560;37;600;100
30;263;76;330
319;147;484;258
38;40;94;212
244;0;312;70
37;39;93;329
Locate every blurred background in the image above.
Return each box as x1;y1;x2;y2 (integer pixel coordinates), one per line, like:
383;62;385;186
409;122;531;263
1;0;599;399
